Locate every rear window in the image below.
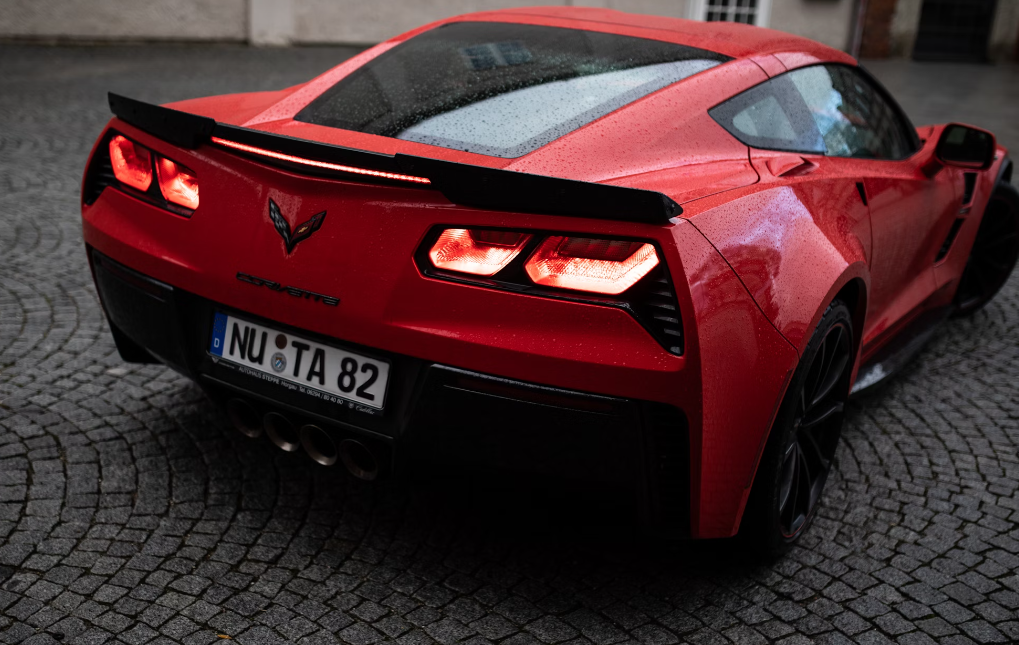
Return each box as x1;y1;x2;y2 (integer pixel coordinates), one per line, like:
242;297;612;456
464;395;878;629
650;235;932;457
295;21;730;158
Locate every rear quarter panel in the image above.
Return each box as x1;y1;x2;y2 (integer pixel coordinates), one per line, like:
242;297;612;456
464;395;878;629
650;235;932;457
686;160;872;360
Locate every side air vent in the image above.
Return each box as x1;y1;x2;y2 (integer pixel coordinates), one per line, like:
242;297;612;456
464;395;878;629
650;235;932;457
935;218;965;263
641;402;690;536
632;268;684;355
962;172;977;205
83;133;116;205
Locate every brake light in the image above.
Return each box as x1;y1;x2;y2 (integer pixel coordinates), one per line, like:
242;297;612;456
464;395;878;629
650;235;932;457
524;237;659;294
428;228;531;276
155;157;199;210
211;137;432;185
109;135;153;192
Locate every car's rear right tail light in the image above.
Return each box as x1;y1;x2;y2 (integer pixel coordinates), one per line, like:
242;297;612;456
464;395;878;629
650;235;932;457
109;134;153;192
524;236;659;295
155;157;199;210
428;228;531;276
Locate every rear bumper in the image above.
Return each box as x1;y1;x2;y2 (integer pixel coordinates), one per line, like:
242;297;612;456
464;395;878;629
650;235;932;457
89;247;692;534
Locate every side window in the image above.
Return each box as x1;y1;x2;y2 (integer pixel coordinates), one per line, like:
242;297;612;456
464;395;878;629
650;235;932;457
708;75;825;154
787;65;915;160
710;64;918;160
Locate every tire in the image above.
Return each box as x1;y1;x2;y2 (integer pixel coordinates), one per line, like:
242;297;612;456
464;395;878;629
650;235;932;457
953;181;1019;317
740;300;854;558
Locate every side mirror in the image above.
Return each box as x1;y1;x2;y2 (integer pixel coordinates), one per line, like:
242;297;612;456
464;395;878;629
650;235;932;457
936;124;995;169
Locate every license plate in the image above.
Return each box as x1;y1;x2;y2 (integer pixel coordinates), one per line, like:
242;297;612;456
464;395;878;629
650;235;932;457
208;312;389;410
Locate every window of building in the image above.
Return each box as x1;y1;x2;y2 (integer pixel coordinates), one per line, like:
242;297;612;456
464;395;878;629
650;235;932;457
688;0;772;27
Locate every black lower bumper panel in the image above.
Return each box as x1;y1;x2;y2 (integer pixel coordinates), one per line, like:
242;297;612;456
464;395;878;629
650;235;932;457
88;247;690;534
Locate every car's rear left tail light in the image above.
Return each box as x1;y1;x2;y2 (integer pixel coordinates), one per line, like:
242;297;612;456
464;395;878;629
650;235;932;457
156;157;199;210
524;236;659;295
429;228;531;276
109;135;153;192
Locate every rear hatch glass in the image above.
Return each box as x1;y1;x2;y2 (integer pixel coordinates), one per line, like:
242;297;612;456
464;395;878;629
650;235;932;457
295;21;730;158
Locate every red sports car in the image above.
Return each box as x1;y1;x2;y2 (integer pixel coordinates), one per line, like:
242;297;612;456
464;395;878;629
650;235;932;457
81;7;1018;554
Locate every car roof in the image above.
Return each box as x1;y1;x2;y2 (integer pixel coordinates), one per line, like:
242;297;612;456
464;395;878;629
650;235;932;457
432;6;855;66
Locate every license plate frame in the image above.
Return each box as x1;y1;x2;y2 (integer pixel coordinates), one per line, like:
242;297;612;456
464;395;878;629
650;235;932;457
208;312;390;411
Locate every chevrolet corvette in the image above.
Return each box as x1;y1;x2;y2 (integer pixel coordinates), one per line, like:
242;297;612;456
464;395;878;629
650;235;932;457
81;7;1018;554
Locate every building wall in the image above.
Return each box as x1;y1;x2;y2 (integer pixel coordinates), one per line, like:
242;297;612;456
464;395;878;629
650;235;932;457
288;0;692;45
989;0;1019;61
2;0;1013;62
0;0;247;42
889;0;923;56
887;0;1019;61
769;0;857;52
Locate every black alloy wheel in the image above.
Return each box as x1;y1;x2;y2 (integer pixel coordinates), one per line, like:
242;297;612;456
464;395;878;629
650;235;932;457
777;319;851;538
954;181;1019;316
741;301;854;557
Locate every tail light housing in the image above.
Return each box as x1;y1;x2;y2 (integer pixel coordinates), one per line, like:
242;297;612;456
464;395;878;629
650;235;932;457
156;157;200;210
524;236;659;295
84;131;199;216
417;227;683;354
109;135;153;192
428;229;531;276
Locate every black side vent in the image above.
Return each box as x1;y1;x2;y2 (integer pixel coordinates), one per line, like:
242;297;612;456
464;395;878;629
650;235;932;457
962;172;977;205
935;218;965;263
83;134;115;205
632;267;684;355
641;402;690;536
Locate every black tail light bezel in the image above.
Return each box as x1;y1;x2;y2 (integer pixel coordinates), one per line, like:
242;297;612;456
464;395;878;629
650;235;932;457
82;130;196;217
414;225;684;356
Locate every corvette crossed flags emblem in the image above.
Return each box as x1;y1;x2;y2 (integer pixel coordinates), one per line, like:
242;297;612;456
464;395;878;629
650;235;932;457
268;198;327;254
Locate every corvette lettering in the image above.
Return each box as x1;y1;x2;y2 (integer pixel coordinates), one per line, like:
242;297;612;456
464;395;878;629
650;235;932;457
236;272;340;306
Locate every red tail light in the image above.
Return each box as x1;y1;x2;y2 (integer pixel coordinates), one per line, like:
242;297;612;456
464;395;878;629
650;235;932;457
524;237;659;294
429;228;531;276
109;135;153;192
155;157;199;210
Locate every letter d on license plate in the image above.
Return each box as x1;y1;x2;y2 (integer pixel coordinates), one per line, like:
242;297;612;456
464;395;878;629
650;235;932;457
209;312;389;409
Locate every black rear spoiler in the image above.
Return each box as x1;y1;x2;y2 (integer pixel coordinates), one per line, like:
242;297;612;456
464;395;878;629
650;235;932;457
108;93;680;224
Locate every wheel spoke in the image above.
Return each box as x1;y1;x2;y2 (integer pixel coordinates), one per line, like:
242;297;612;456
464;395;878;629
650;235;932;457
782;444;803;533
798;425;833;473
801;400;844;431
811;325;848;407
807;336;827;403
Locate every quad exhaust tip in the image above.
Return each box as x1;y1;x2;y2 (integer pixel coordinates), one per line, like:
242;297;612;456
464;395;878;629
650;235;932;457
300;424;338;467
264;412;301;452
227;398;262;438
339;439;379;481
226;399;379;479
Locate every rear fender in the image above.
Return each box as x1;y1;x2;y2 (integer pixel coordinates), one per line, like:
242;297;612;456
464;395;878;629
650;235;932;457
686;180;872;360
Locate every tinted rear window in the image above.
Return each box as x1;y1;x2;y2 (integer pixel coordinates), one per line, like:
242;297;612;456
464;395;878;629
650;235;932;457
295;21;730;158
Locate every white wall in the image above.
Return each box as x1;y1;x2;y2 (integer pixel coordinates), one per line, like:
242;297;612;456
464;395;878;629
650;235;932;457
0;0;857;54
288;0;693;45
768;0;857;53
0;0;247;41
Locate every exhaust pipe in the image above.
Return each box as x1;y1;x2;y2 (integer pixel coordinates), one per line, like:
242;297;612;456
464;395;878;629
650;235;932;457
264;412;300;452
300;424;338;466
227;399;262;438
338;439;379;481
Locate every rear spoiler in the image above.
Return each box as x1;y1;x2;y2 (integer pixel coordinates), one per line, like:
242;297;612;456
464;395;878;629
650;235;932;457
108;93;680;224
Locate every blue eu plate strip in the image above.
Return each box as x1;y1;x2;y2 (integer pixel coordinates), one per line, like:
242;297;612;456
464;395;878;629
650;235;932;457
209;312;228;356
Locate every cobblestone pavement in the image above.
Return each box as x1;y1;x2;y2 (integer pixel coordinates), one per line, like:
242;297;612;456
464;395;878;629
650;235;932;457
1;45;1019;645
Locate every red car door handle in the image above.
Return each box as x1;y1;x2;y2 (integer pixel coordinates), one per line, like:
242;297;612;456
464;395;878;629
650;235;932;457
767;154;818;178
